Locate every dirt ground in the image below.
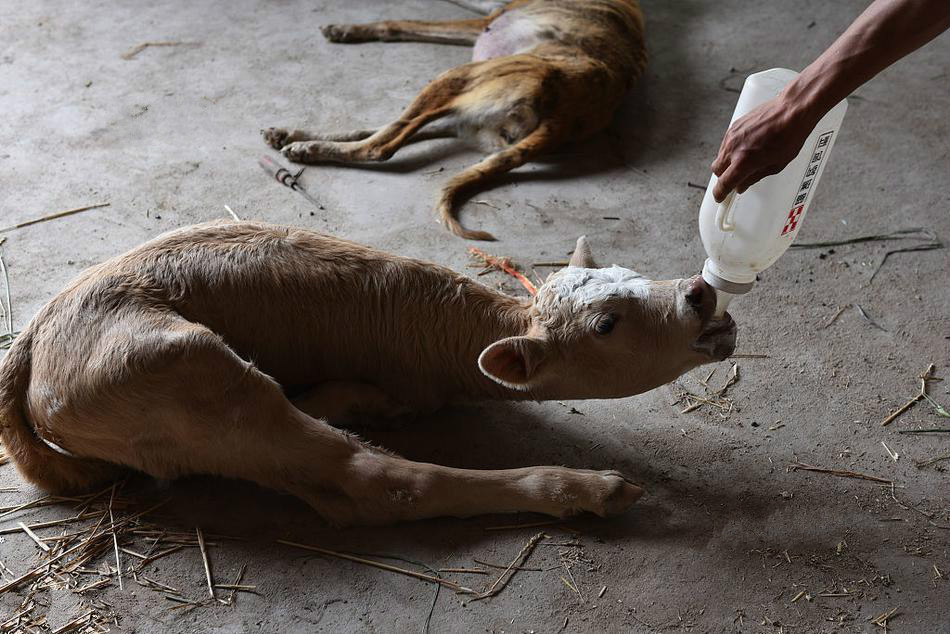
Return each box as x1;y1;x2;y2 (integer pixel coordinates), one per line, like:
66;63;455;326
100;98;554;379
1;0;949;632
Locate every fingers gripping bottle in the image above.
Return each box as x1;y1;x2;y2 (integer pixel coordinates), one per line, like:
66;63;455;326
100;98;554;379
700;68;848;316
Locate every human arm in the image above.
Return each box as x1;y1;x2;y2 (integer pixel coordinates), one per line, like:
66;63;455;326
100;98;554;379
711;0;950;202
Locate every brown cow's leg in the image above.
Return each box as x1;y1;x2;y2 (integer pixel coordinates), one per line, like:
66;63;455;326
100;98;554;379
269;66;477;164
262;128;378;148
321;17;490;46
263;121;458;152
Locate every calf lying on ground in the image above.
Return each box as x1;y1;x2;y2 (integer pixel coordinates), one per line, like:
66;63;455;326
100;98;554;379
263;0;647;240
0;222;735;526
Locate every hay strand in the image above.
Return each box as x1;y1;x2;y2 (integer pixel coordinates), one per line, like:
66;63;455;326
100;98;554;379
0;203;110;235
277;539;474;594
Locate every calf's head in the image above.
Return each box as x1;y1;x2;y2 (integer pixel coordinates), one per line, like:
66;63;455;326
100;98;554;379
479;237;737;399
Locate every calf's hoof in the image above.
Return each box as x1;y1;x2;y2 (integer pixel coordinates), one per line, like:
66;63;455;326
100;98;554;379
592;470;644;517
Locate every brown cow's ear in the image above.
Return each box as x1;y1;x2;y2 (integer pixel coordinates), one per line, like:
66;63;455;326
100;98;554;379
478;336;547;389
568;236;598;268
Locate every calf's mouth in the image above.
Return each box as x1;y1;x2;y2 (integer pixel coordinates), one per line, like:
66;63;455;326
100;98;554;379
690;313;737;360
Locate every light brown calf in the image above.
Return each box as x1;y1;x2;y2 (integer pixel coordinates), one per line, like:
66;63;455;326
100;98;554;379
0;222;735;526
263;0;647;240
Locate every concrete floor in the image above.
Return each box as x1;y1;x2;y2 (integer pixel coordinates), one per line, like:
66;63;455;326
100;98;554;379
2;0;949;631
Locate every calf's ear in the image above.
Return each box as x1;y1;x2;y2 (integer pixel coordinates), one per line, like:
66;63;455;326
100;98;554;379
478;336;548;390
568;236;598;268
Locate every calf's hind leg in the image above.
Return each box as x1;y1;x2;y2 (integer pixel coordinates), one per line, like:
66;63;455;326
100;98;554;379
80;323;641;526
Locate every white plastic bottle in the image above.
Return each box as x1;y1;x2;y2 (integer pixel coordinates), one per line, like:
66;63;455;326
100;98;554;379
699;68;848;315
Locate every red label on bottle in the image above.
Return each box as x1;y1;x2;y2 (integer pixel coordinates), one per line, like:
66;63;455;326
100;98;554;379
782;205;804;235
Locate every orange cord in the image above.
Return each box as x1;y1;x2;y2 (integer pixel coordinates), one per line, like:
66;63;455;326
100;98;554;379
468;247;538;296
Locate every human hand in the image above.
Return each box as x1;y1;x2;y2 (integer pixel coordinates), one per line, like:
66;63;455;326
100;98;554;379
710;95;817;202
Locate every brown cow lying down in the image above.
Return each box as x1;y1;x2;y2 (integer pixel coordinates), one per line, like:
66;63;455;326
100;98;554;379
264;0;647;240
0;222;735;526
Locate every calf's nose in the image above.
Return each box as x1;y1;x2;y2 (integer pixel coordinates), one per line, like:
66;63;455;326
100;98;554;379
684;276;709;309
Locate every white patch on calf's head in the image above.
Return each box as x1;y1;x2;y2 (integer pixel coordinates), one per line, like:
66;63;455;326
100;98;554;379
541;265;650;310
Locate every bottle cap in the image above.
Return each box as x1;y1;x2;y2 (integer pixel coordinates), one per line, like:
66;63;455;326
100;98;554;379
702;259;754;294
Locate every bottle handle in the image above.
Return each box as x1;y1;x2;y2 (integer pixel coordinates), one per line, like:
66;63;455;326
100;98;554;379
716;191;737;232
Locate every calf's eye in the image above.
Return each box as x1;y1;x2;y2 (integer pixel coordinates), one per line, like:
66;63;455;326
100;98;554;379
594;314;617;335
